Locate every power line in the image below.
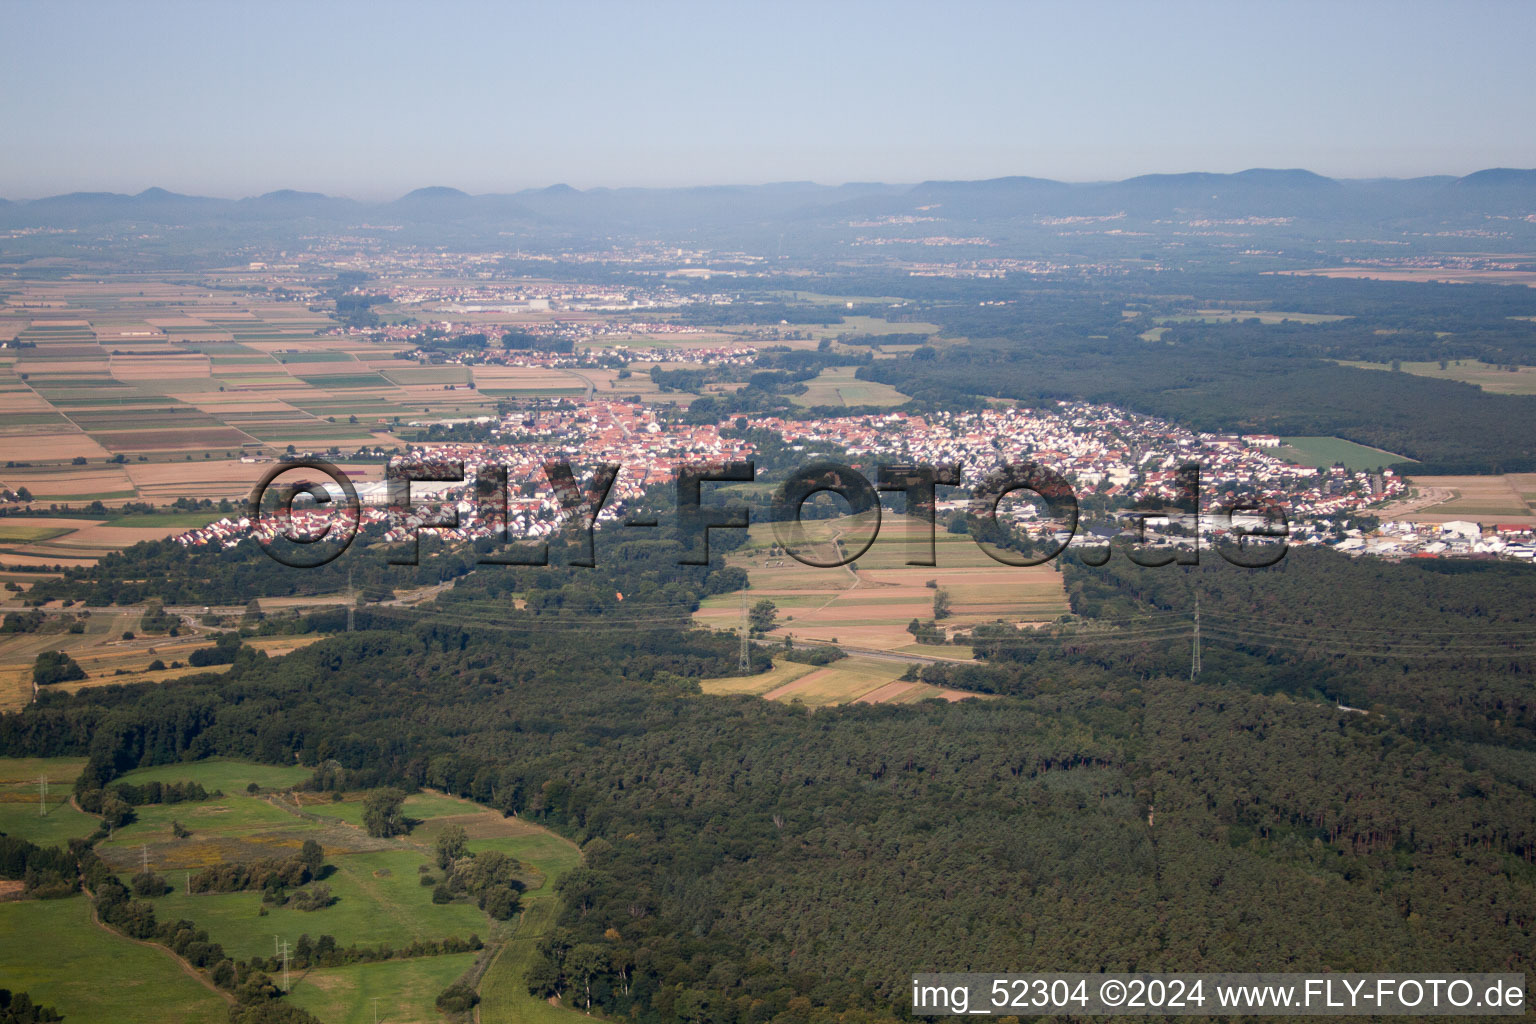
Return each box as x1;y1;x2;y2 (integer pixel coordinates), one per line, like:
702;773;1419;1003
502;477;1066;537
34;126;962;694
352;589;1536;662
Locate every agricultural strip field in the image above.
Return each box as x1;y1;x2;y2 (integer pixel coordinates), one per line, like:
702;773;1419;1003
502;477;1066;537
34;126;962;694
695;513;1067;660
699;653;984;707
1381;474;1536;525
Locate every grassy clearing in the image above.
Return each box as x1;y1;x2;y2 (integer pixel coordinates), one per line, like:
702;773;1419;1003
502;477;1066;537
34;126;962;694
287;952;478;1024
0;792;99;847
298;789;486;829
146;848;494;959
0;895;228;1024
0;755;88;785
478;899;584;1024
765;655;909;707
114;758;313;793
0;755;98;846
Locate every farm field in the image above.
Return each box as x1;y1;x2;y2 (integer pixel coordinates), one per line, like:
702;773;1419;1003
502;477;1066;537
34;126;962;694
0;513;202;564
695;513;1067;685
0;273;759;512
1274;436;1413;471
0;601;328;711
1335;359;1536;395
0;755;584;1024
790;365;910;408
1381;474;1536;525
699;652;984;707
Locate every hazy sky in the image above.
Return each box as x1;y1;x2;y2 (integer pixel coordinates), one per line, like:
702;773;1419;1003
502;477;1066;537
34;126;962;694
3;0;1533;199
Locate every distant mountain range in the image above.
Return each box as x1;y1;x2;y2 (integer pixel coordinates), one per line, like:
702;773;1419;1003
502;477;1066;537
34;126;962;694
2;169;1533;235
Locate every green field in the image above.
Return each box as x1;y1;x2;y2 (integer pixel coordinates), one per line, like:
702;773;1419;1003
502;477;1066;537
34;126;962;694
0;755;98;846
1275;436;1413;471
291;372;392;388
287;952;478;1024
299;789;487;829
145;848;495;959
0;523;73;543
698;659;819;697
478;899;580;1024
114;758;312;792
381;366;473;385
791;366;910;408
0;756;586;1022
0;896;229;1024
0;792;100;847
276;351;354;364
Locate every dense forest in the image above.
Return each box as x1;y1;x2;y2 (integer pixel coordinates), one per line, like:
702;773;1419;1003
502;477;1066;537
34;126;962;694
3;535;1533;1024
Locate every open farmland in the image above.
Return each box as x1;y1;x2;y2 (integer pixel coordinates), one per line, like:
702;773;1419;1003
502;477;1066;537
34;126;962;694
695;513;1068;672
791;365;910;408
1380;474;1536;525
0;605;328;711
0;279;420;502
699;652;987;706
1336;359;1536;396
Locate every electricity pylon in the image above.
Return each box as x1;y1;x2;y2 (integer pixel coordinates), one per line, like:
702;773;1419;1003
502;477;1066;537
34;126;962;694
1190;591;1202;679
739;592;751;673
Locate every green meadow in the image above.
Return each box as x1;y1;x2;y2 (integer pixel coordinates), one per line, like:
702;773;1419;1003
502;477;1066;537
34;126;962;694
0;755;586;1024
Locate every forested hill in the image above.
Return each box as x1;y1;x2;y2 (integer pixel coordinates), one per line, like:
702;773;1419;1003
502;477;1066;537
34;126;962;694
3;547;1533;1023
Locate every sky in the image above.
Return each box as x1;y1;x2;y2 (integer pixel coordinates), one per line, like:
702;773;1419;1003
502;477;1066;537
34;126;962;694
3;0;1534;199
